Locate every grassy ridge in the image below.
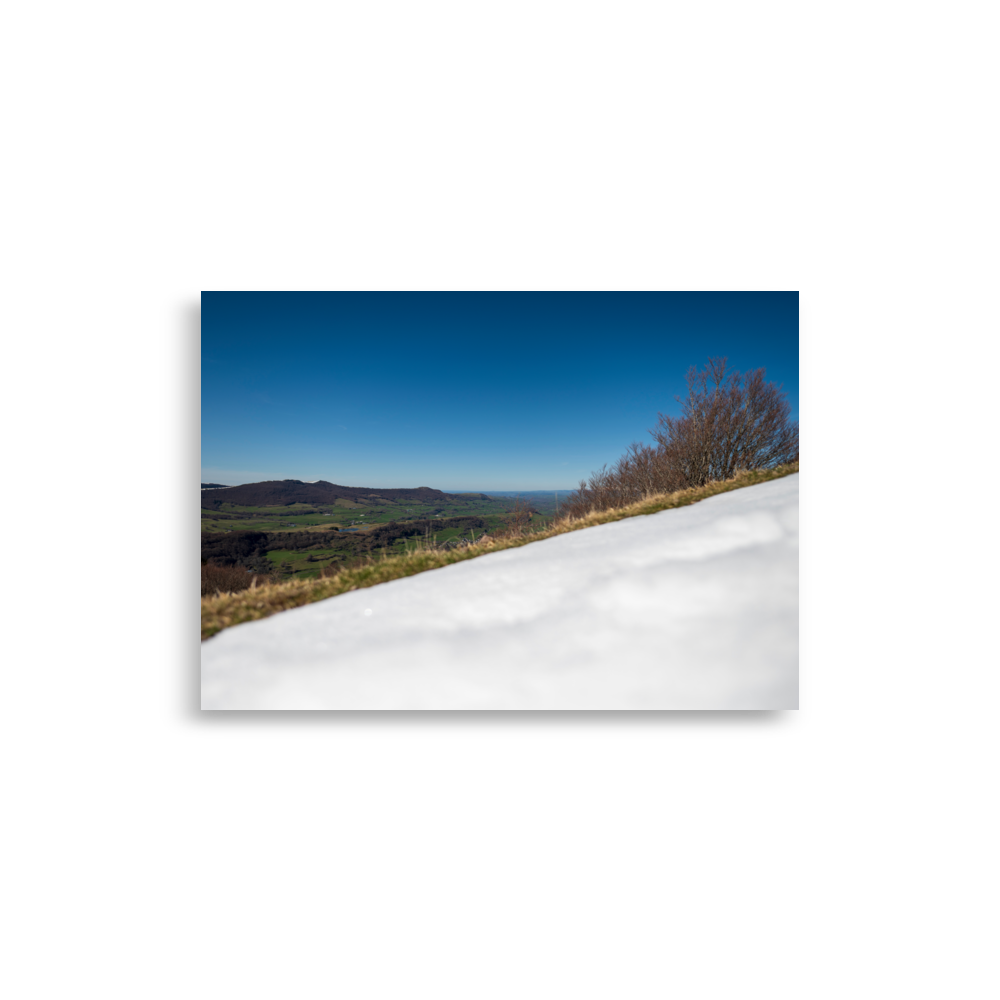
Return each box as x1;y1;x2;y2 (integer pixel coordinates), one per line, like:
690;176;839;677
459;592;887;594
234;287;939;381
201;462;798;641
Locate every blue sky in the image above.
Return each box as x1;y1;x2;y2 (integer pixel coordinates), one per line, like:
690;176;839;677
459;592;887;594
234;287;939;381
201;292;798;490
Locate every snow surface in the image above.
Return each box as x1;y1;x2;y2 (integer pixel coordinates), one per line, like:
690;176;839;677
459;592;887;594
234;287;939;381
202;474;799;710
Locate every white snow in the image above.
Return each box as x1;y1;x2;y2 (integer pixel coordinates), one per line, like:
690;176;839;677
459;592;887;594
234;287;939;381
202;474;798;710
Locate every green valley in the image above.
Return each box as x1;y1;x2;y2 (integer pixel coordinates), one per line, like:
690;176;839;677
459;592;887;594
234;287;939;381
201;479;557;586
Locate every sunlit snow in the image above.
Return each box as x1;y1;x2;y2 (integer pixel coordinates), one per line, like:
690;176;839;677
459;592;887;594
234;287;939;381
202;474;799;710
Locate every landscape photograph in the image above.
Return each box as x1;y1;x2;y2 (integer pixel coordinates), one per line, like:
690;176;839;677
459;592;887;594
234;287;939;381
201;291;799;710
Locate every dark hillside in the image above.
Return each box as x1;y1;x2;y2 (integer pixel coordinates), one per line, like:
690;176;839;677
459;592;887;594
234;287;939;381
201;531;271;565
201;479;460;508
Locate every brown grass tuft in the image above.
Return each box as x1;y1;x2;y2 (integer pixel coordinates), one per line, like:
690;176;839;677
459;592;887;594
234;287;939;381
201;563;277;598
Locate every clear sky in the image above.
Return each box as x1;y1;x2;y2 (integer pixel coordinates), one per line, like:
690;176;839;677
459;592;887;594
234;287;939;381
201;292;798;491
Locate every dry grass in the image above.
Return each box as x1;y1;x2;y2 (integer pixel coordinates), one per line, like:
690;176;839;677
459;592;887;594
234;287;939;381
201;563;277;598
202;461;798;640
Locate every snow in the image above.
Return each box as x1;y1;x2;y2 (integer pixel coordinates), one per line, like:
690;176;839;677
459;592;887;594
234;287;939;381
202;474;798;710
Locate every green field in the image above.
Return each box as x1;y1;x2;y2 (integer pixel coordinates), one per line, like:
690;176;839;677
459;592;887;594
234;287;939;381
202;491;556;583
200;493;522;534
259;530;504;578
392;523;495;553
264;547;349;580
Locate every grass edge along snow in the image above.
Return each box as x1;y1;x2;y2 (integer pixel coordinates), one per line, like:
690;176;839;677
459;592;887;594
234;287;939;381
201;462;799;641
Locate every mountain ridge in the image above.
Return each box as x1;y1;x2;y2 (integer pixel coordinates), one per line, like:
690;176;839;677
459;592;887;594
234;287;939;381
201;479;488;507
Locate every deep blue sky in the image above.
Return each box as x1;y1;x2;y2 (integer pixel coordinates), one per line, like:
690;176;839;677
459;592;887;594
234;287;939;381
201;292;798;490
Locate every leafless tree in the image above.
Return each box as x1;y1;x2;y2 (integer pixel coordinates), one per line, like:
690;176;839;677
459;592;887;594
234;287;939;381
557;357;797;519
491;496;538;539
651;357;798;486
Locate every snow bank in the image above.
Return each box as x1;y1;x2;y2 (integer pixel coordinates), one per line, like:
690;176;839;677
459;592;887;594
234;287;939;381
202;474;798;710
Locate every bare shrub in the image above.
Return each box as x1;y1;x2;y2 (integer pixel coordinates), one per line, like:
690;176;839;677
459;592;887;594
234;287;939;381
201;563;276;597
490;496;537;540
559;357;797;519
651;357;798;487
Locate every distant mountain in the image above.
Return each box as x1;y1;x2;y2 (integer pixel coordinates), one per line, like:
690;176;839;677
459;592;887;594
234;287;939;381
201;483;231;489
201;479;474;507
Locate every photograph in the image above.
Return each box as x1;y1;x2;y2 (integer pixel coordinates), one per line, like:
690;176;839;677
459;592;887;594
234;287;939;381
201;291;799;709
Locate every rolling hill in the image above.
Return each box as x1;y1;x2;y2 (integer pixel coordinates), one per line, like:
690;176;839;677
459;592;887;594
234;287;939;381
201;479;488;508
